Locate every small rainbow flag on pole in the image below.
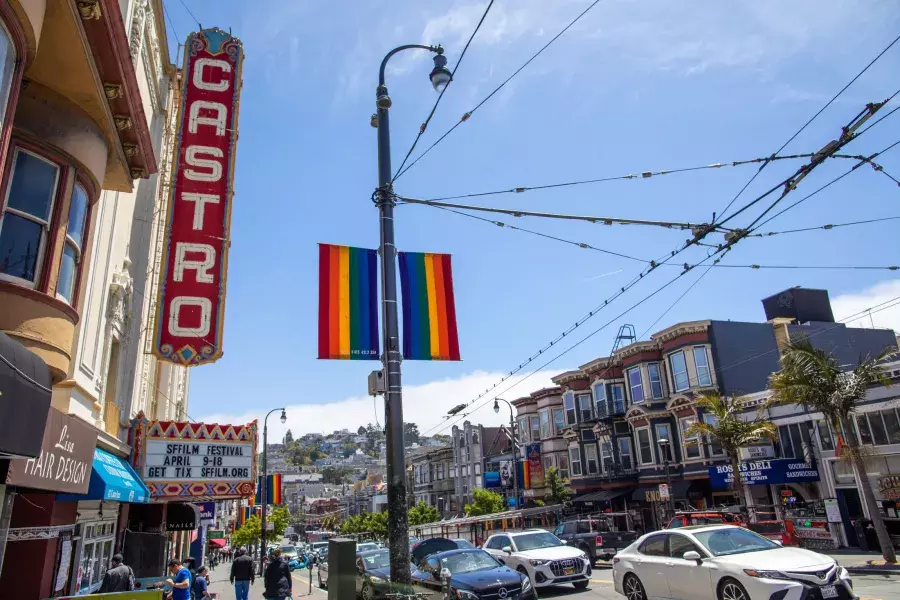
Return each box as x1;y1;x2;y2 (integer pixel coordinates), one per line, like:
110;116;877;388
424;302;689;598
398;252;461;361
255;474;284;505
318;244;379;360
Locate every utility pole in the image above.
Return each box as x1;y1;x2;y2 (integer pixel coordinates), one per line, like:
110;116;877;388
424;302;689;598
374;43;450;586
494;399;519;510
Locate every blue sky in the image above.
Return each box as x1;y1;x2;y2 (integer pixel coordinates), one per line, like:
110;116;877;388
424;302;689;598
161;0;900;440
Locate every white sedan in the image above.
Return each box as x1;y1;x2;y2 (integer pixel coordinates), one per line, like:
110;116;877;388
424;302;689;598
612;525;856;600
482;529;591;589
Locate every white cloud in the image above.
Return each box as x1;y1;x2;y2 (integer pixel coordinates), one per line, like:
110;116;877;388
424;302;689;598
831;279;900;335
197;369;564;441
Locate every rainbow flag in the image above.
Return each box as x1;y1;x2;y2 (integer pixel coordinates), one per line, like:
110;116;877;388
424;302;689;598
254;474;284;505
318;244;379;360
398;252;460;360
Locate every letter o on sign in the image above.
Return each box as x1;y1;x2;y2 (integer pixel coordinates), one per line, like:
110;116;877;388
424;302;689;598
169;297;212;337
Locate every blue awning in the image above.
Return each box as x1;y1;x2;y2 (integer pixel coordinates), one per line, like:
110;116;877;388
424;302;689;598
58;448;149;503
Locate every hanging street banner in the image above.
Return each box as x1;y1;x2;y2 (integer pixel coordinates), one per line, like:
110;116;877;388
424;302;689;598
709;458;820;488
254;473;284;504
154;28;244;366
317;244;379;360
398;252;461;361
130;413;257;500
483;472;501;489
525;444;544;488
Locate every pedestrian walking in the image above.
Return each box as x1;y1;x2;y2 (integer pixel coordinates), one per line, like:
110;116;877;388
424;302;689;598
98;554;135;593
192;565;212;599
263;548;292;600
182;556;198;599
230;548;255;600
165;558;192;600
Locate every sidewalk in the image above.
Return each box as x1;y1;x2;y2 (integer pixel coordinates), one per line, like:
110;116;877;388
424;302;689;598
827;550;900;575
205;562;326;599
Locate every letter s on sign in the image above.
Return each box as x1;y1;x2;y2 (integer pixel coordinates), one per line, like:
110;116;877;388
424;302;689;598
193;58;232;92
185;146;223;182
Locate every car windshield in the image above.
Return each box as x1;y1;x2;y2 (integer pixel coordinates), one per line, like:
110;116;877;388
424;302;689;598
441;551;500;574
514;532;564;551
280;546;296;554
453;539;476;549
694;528;781;556
362;550;390;569
358;543;379;552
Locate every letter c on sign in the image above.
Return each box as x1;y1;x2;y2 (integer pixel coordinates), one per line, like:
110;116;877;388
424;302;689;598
193;58;232;92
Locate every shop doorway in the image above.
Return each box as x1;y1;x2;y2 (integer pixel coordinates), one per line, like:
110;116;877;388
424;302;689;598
837;488;863;547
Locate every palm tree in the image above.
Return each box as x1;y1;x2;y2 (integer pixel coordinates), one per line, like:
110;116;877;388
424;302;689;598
769;339;897;563
686;394;777;517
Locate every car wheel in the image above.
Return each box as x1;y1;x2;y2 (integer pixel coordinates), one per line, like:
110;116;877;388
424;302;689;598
719;578;750;600
623;574;646;600
361;582;374;600
573;580;589;590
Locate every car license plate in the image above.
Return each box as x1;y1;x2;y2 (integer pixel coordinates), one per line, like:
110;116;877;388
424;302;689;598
820;585;838;599
564;567;574;575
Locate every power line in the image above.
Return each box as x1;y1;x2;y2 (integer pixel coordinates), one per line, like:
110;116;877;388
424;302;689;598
716;33;900;221
754;215;900;237
392;0;495;181
708;263;899;271
175;0;201;28
394;0;606;181
398;195;714;231
162;1;181;44
639;263;716;340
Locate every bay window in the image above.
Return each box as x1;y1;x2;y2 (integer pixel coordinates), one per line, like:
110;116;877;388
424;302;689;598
552;408;564;435
599;440;613;472
518;417;529;443
594;383;608;418
694;347;712;386
669;351;690;392
564;393;577;426
569;447;582;476
530;415;540;442
0;19;16;124
627;367;644;403
655;423;673;462
680;417;701;459
637;428;654;465
576;393;593;422
0;149;61;284
617;437;633;470
648;362;663;398
539;409;550;440
58;183;88;303
611;384;625;413
584;444;599;474
558;453;569;480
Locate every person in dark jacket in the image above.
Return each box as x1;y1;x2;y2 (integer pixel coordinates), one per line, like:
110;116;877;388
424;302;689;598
230;548;255;600
182;557;197;599
98;554;135;593
263;548;292;600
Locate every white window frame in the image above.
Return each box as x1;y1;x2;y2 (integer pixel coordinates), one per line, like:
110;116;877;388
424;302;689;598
0;148;61;288
693;346;712;387
569;446;582;476
530;415;540;442
655;423;673;463
75;520;116;594
518;417;529;443
648;362;664;399
594;383;607;417
611;384;625;413
557;453;570;480
636;427;655;466
599;439;613;472
57;182;89;304
552;408;564;436
627;366;645;403
679;416;701;460
617;437;633;471
576;393;593;423
584;443;599;475
669;350;690;392
564;393;577;426
539;409;551;440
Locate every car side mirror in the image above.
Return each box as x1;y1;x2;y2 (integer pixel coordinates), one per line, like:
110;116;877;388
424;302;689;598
502;546;512;555
682;551;702;564
440;567;451;581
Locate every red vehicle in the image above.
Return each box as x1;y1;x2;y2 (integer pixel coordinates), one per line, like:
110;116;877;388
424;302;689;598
664;511;746;529
747;519;800;546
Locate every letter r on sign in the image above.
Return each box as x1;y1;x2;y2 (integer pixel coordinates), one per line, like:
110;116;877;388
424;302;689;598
174;243;215;283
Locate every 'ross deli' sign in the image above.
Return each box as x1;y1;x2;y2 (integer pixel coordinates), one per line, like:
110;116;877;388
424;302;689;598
154;28;244;366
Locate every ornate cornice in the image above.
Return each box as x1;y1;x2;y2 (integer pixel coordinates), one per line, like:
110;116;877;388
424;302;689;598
651;320;712;344
551;370;588;385
615;340;660;360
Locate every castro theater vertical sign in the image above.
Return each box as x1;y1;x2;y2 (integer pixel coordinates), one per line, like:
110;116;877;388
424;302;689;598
154;28;244;366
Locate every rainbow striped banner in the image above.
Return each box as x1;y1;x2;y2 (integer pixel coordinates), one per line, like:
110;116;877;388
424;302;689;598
398;252;461;361
318;244;379;360
254;474;284;505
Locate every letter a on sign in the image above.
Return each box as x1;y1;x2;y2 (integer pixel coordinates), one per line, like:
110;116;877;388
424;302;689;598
153;28;244;366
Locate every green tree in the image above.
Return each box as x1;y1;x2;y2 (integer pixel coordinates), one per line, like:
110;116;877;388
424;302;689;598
686;394;776;516
270;505;291;538
408;501;441;525
322;466;353;485
358;425;367;435
231;515;261;549
284;429;294;444
545;466;571;505
465;489;504;516
404;423;420;446
769;339;898;563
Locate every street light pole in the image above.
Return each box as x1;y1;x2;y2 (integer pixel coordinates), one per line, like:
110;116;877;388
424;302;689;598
259;407;286;576
375;43;450;586
659;438;676;520
494;399;519;510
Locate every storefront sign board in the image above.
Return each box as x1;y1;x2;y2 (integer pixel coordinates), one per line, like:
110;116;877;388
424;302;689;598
824;499;842;523
708;458;819;488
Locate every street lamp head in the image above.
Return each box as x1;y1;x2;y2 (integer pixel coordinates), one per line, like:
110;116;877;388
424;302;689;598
280;409;287;424
429;53;451;92
493;399;500;414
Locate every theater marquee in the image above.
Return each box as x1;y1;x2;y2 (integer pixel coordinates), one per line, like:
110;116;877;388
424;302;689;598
130;413;257;501
154;28;244;366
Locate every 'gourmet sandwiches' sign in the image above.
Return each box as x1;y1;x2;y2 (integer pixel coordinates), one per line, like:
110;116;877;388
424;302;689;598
154;28;244;366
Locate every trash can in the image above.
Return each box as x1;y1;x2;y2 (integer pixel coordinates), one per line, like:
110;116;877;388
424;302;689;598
852;519;870;551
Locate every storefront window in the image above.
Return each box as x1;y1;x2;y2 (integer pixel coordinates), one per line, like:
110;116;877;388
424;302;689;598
77;521;116;593
0;150;61;284
855;409;900;446
58;183;88;303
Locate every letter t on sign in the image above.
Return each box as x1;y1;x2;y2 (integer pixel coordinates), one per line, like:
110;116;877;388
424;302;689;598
181;193;221;230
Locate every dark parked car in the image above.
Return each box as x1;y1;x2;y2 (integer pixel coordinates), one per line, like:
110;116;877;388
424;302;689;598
555;517;639;562
412;549;536;600
356;549;392;600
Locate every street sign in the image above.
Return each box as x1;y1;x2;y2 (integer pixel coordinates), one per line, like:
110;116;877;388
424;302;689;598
658;484;670;500
209;529;225;539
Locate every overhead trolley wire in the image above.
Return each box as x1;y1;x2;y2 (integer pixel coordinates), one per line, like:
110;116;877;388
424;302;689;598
392;0;496;181
393;0;606;181
754;215;900;237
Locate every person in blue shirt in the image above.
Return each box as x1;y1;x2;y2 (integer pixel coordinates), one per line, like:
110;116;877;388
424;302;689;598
192;565;212;599
166;558;192;600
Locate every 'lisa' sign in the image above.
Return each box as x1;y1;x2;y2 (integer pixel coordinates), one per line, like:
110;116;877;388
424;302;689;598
154;28;244;366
